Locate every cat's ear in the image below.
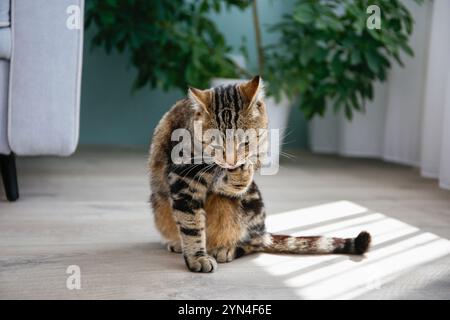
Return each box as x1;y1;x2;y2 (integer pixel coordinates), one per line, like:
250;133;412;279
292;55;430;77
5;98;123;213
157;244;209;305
188;87;211;114
240;75;265;107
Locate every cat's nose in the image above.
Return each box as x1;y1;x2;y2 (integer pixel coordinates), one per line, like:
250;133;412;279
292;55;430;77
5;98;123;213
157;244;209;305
225;158;237;168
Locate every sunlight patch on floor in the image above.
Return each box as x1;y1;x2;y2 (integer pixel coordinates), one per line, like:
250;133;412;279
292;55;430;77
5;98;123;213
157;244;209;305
265;201;368;233
252;201;450;299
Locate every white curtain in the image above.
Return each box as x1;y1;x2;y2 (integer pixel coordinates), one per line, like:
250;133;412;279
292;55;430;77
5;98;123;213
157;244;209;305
309;0;450;190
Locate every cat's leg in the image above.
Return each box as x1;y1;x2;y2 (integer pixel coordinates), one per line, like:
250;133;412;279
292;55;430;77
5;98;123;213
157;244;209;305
206;167;259;263
205;192;243;263
168;171;217;273
235;181;270;259
151;192;182;253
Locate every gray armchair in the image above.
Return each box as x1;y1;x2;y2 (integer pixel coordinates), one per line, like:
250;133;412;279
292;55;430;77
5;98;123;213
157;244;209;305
0;0;84;201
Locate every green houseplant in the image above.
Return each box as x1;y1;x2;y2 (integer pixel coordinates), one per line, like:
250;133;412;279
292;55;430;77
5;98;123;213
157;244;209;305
85;0;250;92
263;0;421;119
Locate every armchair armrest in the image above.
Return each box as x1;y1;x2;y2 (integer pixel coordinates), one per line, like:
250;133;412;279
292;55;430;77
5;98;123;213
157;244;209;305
8;0;84;156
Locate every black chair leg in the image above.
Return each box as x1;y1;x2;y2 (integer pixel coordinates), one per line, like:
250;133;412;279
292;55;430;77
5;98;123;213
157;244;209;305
0;153;19;201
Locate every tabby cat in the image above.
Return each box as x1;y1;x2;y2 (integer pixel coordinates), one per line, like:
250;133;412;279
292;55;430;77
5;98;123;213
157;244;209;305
148;76;371;273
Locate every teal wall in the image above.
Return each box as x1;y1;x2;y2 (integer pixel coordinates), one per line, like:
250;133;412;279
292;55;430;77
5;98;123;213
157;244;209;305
80;0;308;148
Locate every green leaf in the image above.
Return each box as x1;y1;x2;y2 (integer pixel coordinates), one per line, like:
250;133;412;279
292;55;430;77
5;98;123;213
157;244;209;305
100;12;114;25
106;0;117;7
293;4;315;24
345;103;353;120
350;50;361;65
364;51;380;74
399;41;414;56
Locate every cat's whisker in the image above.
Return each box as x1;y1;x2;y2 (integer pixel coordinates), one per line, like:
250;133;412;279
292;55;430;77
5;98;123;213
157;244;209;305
279;138;297;145
281;128;295;139
179;164;204;179
194;164;215;184
280;151;297;160
280;151;296;158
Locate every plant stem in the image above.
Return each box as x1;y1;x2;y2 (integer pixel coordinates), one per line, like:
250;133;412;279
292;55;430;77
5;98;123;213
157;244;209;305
252;0;264;75
231;60;253;78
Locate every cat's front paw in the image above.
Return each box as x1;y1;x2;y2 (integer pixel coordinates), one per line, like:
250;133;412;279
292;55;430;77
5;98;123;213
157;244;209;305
184;254;217;273
220;165;254;195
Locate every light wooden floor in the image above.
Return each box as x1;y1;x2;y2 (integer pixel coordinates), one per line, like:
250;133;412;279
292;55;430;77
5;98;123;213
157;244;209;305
1;146;450;299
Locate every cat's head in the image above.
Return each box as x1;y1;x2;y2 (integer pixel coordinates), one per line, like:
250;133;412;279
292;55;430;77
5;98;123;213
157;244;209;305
188;76;268;169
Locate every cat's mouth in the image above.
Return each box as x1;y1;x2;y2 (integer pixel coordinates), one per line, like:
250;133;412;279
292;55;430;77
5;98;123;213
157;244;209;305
218;163;240;170
214;160;246;170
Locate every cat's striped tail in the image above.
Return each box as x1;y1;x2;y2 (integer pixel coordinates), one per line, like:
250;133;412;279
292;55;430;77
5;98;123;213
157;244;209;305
240;231;371;256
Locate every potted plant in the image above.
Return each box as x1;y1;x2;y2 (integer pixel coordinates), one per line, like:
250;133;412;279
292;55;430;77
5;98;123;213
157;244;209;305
85;0;249;93
264;0;421;120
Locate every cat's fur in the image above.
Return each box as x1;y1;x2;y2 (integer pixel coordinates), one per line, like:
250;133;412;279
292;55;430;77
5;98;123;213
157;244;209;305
148;76;371;273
